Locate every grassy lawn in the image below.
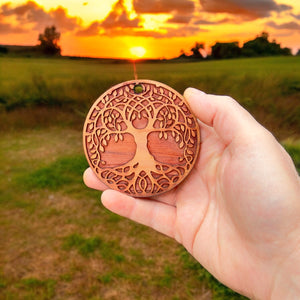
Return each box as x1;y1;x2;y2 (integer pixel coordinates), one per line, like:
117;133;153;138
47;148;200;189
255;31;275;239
0;56;299;299
1;55;299;138
0;127;226;300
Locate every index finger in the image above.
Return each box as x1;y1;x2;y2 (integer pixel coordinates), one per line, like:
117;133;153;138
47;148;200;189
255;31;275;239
184;88;262;145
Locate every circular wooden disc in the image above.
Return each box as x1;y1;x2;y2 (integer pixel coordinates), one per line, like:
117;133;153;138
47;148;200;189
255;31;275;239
83;80;200;197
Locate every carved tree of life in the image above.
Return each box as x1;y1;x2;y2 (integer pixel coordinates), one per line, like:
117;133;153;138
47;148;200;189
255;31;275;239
83;80;200;197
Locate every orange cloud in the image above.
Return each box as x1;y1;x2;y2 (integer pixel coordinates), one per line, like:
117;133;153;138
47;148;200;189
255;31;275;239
266;20;300;30
0;23;26;34
76;21;101;37
135;26;207;38
76;0;141;37
199;0;292;19
167;15;193;24
133;0;195;14
0;1;80;33
291;13;300;20
193;17;235;25
74;0;300;39
101;0;141;29
76;0;202;38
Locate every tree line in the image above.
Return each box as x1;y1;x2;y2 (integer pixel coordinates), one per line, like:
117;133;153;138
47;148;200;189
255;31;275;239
179;32;293;60
0;28;296;59
0;26;61;56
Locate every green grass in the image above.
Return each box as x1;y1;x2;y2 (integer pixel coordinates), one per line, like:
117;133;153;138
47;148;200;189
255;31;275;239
0;273;7;289
16;278;56;300
0;56;299;138
1;128;299;299
62;233;125;261
97;270;128;284
19;154;88;190
154;265;176;288
62;234;103;257
179;249;247;300
0;127;216;299
283;139;300;174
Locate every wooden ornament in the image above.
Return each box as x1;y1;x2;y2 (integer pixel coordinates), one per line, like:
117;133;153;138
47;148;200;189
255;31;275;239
83;80;200;197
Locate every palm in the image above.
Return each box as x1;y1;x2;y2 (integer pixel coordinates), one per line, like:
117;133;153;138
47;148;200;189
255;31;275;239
166;121;299;297
154;122;259;292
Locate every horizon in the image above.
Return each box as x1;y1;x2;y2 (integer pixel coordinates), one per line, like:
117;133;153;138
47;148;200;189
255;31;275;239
0;0;299;59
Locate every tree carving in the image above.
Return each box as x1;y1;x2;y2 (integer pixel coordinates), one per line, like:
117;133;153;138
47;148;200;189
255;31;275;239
83;80;200;197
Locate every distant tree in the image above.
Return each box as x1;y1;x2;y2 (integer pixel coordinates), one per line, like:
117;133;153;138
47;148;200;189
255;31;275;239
260;31;269;40
281;47;292;56
179;49;187;58
38;26;61;56
297;49;300;56
242;32;291;57
211;42;241;59
190;42;204;59
0;46;8;54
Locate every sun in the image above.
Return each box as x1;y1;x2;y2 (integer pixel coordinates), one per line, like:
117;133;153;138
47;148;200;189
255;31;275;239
130;46;146;58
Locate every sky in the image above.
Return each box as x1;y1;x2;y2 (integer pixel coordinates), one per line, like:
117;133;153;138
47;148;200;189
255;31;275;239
0;0;299;58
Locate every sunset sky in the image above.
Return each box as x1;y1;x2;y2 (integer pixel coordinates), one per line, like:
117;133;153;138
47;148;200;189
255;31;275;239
0;0;299;58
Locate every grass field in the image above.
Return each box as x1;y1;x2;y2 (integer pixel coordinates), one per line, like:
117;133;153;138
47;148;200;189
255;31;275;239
1;55;300;138
0;56;299;299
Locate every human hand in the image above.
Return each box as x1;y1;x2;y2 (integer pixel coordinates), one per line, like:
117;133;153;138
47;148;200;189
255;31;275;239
84;88;300;299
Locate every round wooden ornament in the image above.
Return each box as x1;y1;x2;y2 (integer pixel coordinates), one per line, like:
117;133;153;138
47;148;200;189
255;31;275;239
83;80;200;197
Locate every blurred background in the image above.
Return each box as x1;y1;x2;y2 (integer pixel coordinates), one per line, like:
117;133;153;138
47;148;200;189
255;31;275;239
0;0;299;299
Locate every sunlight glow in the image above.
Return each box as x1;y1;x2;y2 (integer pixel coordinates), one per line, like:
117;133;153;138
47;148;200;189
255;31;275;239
130;46;146;58
142;14;170;31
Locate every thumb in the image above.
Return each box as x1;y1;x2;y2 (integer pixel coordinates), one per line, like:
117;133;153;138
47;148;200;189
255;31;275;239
184;88;263;144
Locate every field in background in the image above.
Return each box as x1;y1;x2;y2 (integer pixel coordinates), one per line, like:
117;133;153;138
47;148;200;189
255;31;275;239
0;56;299;299
1;55;300;138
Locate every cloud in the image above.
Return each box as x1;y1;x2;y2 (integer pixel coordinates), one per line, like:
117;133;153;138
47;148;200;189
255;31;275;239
291;13;300;20
0;23;26;34
101;0;141;29
167;14;234;25
77;0;141;36
193;17;233;25
77;0;200;37
160;26;208;37
0;0;204;39
266;20;300;30
77;24;205;38
199;0;292;19
50;7;80;31
130;26;207;38
167;15;193;24
77;20;205;38
76;21;101;36
0;1;80;33
133;0;195;14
